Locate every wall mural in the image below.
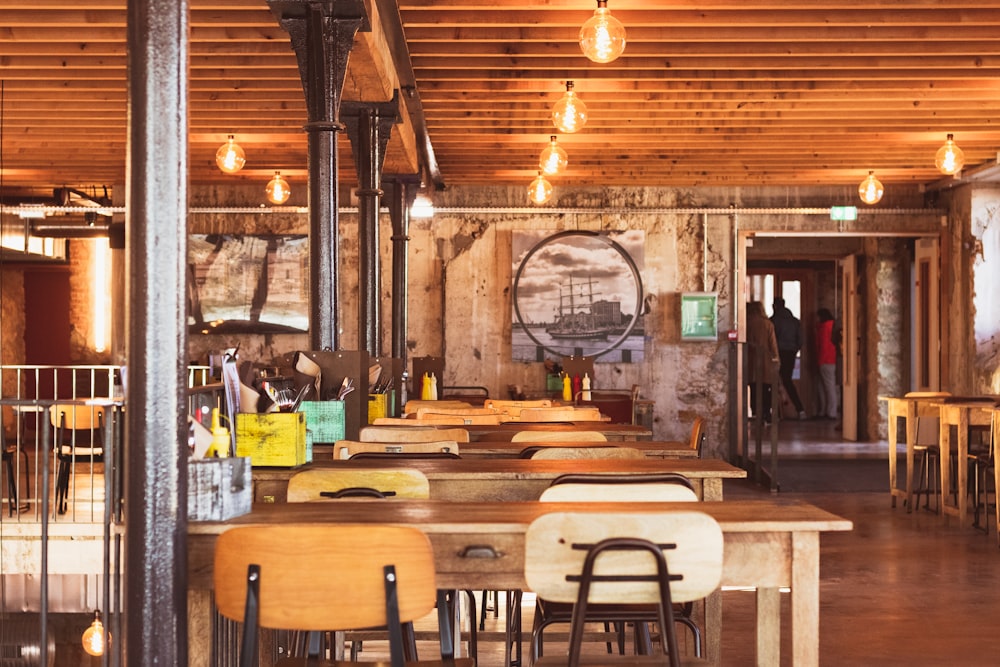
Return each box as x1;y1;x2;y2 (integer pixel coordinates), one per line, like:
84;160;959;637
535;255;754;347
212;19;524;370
512;230;645;363
187;234;309;334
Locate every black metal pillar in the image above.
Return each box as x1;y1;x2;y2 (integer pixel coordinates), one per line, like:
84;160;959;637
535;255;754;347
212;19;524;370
268;0;369;350
343;97;398;356
385;177;417;363
124;0;189;664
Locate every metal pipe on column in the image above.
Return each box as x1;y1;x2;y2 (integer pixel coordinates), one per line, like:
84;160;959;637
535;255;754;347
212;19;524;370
356;107;382;356
386;177;417;364
124;0;189;663
344;96;398;357
268;0;369;350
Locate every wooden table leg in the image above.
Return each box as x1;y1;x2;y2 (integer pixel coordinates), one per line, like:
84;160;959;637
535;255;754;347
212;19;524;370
704;588;722;666
888;403;899;508
790;532;820;667
755;587;780;666
904;403;917;511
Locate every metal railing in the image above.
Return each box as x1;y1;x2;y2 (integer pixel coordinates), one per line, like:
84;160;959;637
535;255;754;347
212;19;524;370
0;364;219;667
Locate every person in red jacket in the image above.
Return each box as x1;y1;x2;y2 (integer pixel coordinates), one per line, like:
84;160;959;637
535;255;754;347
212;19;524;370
815;308;839;420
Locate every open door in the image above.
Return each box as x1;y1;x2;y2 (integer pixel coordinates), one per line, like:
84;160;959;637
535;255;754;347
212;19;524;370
914;238;941;391
840;254;859;441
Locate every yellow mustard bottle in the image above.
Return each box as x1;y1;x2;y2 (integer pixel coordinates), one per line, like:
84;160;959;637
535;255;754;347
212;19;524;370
207;407;230;458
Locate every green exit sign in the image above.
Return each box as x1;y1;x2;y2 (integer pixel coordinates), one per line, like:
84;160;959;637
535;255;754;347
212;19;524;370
830;206;858;221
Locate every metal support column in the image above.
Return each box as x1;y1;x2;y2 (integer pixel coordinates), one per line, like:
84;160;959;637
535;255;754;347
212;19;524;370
124;0;189;664
343;96;398;356
268;0;369;350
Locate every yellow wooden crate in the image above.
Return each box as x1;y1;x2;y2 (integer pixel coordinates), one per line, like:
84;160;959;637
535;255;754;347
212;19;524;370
368;393;389;424
235;412;307;467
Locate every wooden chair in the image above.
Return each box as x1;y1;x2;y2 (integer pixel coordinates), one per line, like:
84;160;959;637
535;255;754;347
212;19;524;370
50;403;106;515
516;406;603;422
214;524;476;667
333;440;461;460
360;425;470;443
528;446;646;460
287;468;430;501
510;430;607;443
2;441;18;517
532;474;704;659
660;417;706;459
525;511;722;667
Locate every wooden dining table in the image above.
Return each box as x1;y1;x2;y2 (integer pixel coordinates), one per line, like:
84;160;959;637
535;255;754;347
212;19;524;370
187;498;852;667
458;439;698;459
250;457;746;504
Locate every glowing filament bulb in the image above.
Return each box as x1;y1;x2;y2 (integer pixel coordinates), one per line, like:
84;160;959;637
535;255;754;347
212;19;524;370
215;135;246;174
579;0;626;64
528;171;553;205
552;81;588;134
539;136;569;175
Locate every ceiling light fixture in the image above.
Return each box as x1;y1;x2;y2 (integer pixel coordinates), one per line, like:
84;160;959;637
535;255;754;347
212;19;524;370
935;133;965;175
528;171;553;205
858;171;884;205
539;135;569;176
265;171;290;205
81;610;109;657
410;192;435;219
579;0;626;64
551;81;588;134
215;135;246;174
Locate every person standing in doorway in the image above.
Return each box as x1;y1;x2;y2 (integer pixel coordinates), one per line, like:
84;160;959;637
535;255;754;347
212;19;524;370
746;301;780;424
771;298;807;420
815;308;839;420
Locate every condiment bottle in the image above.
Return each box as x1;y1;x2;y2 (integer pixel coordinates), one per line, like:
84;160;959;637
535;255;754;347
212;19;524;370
581;373;592;401
562;374;572;402
207;407;230;458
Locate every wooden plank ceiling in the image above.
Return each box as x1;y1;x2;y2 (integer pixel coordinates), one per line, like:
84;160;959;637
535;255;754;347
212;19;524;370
2;0;1000;205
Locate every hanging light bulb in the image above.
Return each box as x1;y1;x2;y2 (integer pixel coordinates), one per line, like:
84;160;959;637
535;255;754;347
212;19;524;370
215;135;246;174
81;610;109;657
579;0;627;64
528;171;553;205
551;81;588;134
265;171;290;205
858;171;884;205
539;135;569;176
935;133;965;175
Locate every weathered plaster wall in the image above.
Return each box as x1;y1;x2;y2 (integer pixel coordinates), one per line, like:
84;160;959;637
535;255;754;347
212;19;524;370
175;182;939;453
970;185;1000;392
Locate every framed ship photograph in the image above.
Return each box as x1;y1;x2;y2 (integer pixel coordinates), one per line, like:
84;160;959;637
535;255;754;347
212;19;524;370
512;230;644;363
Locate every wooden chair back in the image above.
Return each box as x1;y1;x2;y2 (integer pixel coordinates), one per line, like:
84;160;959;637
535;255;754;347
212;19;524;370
539;473;698;503
415;406;498;419
50;403;106;449
412;413;502;426
334;440;461;460
528;446;645;460
526;510;723;605
403;399;473;415
516;406;603;422
286;468;430;501
484;399;552;419
688;416;705;455
214;523;437;631
510;430;607;443
360;425;470;443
